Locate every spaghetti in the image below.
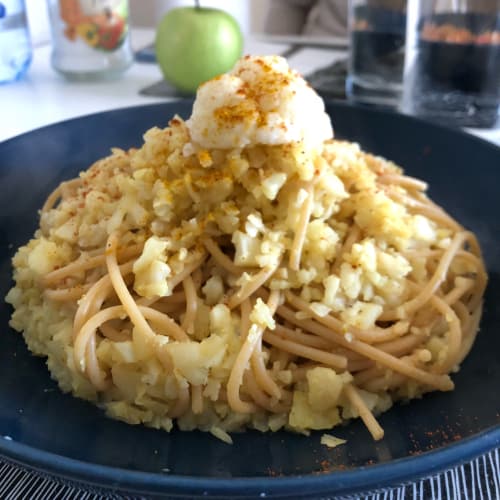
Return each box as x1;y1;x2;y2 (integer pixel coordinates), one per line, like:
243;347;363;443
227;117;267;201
7;56;487;442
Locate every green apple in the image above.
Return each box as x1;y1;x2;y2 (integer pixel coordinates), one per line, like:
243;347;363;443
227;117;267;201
155;5;243;94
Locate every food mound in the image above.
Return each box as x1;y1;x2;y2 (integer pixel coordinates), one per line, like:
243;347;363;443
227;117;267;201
7;56;486;443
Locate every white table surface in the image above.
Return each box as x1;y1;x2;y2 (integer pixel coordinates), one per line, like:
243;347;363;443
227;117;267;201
1;28;499;146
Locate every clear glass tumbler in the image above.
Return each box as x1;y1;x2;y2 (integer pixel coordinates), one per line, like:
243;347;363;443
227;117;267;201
402;0;500;128
346;0;407;107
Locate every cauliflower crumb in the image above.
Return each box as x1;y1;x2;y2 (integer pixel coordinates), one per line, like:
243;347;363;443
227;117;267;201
320;434;347;448
133;236;171;298
210;426;233;444
250;298;276;330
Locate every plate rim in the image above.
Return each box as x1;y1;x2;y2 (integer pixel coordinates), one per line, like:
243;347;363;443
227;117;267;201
1;428;499;497
1;101;499;497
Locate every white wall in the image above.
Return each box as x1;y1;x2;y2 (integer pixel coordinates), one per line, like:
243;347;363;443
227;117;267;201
250;0;270;33
130;0;263;33
26;0;51;46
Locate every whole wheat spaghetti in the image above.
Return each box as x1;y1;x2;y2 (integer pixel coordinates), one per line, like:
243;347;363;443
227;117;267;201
7;56;487;442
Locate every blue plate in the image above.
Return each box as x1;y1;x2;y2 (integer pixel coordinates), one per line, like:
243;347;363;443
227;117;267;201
0;101;499;498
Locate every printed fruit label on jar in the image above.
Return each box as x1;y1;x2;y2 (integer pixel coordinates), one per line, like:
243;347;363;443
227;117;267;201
58;0;128;52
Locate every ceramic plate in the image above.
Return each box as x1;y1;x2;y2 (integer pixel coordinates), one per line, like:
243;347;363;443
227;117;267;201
0;101;499;498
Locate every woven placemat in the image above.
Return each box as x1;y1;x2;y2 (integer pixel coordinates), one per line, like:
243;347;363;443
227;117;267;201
1;447;499;499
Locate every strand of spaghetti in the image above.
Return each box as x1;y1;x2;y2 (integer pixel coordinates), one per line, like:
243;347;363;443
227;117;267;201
42;243;143;286
280;294;453;390
359;368;406;393
288;363;315;383
137;290;186;308
136;296;159;307
346;358;376;373
73;262;132;338
77;305;188;382
227;264;278;309
139;306;188;342
150;301;186;315
304;302;407;343
444;278;474;306
85;335;108;391
243;371;277;412
41;177;81;213
352;363;386;386
42;255;104;286
273;302;395;360
41;184;63;213
60;177;83;197
289;182;313;271
369;330;428;358
181;275;197;335
73;277;113;337
463;230;483;258
240;298;251;340
344;384;384;440
467;273;487;313
191;385;204;415
272;323;333;350
462;232;488;312
72;261;134;336
258;287;360;357
167;251;206;292
260;285;407;345
416;191;466;230
106;232;157;344
377;173;428;191
361;346;438;392
396;232;468;319
184;173;201;203
227;299;257;413
44;283;91;302
250;290;282;399
74;305;126;372
453;300;471;335
403;248;481;268
201;237;245;275
404;248;485;303
389;190;461;231
429;294;462;374
331;224;361;273
192;268;203;294
99;321;130;342
274;348;292;370
243;370;291;413
456;302;482;364
169;379;190;418
265;326;347;369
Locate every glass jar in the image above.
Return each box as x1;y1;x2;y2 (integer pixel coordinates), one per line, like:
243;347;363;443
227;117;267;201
47;0;133;80
0;0;32;83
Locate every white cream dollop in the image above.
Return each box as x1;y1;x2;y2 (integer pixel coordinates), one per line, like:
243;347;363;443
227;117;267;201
186;55;333;150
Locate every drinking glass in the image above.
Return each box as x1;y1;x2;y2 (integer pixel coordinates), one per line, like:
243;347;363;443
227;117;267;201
346;0;407;107
401;0;500;128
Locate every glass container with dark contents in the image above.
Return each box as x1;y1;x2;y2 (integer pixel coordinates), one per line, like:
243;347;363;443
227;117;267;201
406;12;500;128
347;4;407;107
